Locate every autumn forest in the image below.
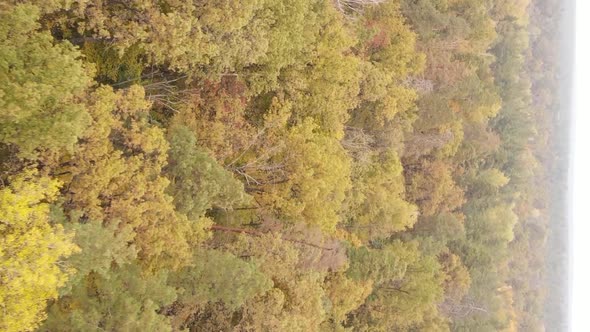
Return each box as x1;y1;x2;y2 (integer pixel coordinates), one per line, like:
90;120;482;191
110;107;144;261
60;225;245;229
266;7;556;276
0;0;564;331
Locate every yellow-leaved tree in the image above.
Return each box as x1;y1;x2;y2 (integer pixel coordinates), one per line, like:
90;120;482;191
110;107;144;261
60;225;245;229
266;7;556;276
0;170;78;332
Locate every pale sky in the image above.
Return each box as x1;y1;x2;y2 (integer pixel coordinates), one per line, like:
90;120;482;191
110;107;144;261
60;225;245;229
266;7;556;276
571;0;586;331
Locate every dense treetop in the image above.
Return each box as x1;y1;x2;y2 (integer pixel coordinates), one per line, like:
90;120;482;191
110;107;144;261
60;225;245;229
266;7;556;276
0;0;560;331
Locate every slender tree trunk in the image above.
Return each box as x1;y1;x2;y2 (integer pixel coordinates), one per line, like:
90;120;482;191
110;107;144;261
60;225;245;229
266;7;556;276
209;225;335;251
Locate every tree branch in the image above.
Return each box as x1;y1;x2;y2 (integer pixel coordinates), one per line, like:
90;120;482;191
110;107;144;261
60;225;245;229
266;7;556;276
209;225;335;251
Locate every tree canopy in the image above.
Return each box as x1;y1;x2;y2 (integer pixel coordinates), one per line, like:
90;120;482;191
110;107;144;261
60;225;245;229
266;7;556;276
0;0;560;330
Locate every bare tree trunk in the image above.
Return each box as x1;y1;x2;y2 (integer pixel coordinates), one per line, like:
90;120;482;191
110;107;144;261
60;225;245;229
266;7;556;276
209;225;336;251
334;0;387;18
439;297;489;319
382;287;411;295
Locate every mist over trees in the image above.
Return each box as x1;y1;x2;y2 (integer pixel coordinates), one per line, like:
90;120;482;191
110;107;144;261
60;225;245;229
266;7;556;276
0;0;562;331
